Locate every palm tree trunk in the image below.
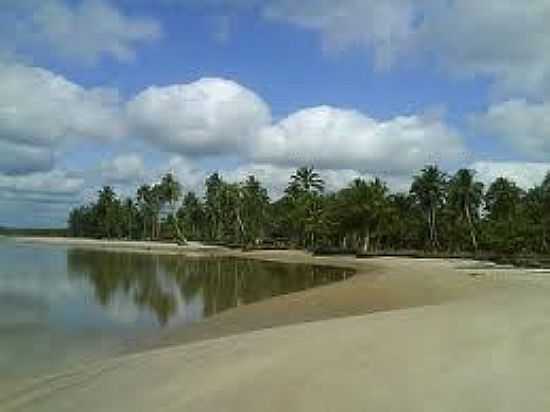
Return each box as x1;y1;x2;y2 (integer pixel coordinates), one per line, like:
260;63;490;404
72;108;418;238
465;204;478;251
128;212;132;240
430;206;438;250
363;230;370;253
143;215;147;240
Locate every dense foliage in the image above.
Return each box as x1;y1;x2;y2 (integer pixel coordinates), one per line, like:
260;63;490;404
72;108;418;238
0;227;68;237
68;166;550;255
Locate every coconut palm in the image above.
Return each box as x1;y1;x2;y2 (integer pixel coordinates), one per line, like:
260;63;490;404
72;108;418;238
159;173;184;243
410;165;448;250
123;198;136;240
240;175;270;245
337;178;389;252
288;166;325;195
137;184;157;240
447;169;484;251
284;167;326;246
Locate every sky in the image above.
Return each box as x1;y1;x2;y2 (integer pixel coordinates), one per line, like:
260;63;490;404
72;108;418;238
2;0;550;227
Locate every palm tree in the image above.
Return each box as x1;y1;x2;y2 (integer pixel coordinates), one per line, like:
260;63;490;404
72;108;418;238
288;166;325;195
283;167;326;246
340;178;389;252
159;173;184;243
178;192;205;240
485;177;523;222
96;186;119;239
123;198;135;240
448;169;484;251
137;184;154;240
410;165;447;250
205;172;224;241
240;175;270;245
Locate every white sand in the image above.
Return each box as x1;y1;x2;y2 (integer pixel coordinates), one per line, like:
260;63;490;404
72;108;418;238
3;257;550;411
12;237;224;255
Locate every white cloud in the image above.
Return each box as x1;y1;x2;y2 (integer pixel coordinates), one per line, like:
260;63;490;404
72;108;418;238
0;63;125;149
471;161;550;190
0;141;53;175
257;0;550;97
127;78;271;156
100;153;146;184
0;169;84;226
252;106;465;174
164;156;211;193
0;170;84;196
5;0;161;64
418;0;550;98
471;100;550;161
264;0;416;68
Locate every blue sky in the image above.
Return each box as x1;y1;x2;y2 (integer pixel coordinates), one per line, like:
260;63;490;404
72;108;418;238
1;0;550;227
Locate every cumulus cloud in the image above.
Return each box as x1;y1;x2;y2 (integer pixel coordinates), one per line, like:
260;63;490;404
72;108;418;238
471;161;550;190
418;0;550;97
0;169;85;227
471;100;550;161
127;79;465;176
163;156;212;193
264;0;417;68
0;62;125;176
267;0;550;97
100;153;146;184
0;141;53;175
175;0;550;97
0;63;125;148
127;78;271;156
0;170;84;196
252;106;465;174
3;0;161;64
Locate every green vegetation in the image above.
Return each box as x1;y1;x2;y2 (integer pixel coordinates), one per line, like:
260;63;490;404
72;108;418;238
0;227;68;237
68;166;550;255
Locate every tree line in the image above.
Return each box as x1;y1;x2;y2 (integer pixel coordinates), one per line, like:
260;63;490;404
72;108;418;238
68;165;550;255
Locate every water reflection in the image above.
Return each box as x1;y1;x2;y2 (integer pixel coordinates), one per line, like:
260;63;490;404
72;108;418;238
67;250;353;327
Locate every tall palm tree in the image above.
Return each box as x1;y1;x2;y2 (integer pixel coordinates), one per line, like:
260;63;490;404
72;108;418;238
96;186;118;239
240;175;270;244
284;167;326;246
205;172;224;241
410;165;447;250
340;178;389;252
448;169;484;251
123;198;135;240
288;166;325;195
485;177;523;222
137;184;154;240
484;177;525;253
159;173;184;243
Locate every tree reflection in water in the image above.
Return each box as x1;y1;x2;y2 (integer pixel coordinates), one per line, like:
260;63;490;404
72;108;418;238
67;249;353;327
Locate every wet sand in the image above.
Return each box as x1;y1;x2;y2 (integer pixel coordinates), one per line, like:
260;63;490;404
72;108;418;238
5;238;550;411
145;252;498;347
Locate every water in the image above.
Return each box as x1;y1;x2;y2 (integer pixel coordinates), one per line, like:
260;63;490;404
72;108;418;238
0;240;352;383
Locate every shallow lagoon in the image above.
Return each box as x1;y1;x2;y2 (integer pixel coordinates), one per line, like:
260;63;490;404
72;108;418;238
0;240;352;383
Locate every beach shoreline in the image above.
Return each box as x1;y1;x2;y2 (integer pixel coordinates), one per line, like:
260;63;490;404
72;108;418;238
7;236;536;346
4;237;550;411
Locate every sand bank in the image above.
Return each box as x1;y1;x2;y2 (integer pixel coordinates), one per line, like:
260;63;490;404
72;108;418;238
3;252;550;411
11;237;226;256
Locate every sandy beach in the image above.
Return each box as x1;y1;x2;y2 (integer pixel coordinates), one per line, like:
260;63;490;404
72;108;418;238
4;238;550;411
11;237;225;256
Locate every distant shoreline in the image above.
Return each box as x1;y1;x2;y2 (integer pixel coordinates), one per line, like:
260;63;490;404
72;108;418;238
10;236;227;256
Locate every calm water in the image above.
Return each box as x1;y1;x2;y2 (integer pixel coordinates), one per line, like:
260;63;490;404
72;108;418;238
0;240;352;382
